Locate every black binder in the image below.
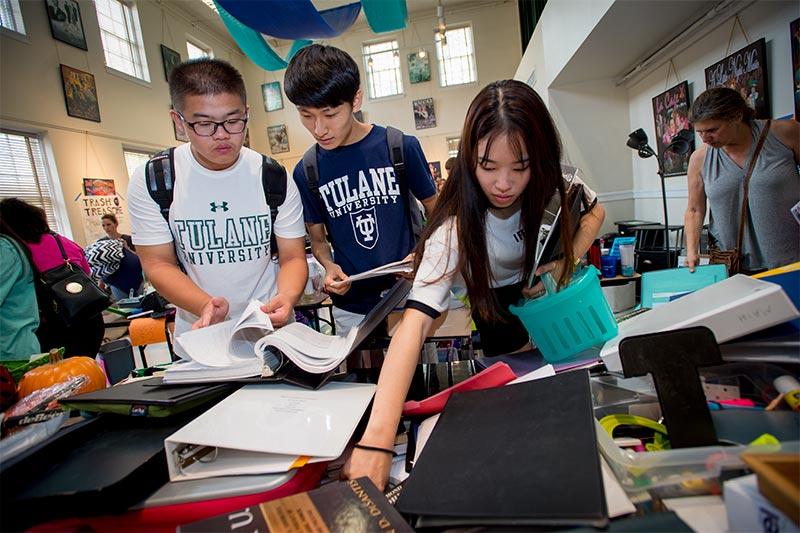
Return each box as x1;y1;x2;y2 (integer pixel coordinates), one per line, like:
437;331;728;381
396;370;607;528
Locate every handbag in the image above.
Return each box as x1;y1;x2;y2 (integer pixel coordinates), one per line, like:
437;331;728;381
38;232;110;326
708;120;771;275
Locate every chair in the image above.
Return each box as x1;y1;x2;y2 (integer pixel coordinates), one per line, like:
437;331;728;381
128;312;177;367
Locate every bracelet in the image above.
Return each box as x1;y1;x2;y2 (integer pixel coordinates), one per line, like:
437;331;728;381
354;443;398;457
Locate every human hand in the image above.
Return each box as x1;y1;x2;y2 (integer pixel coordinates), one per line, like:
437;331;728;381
686;252;699;273
342;446;392;491
324;263;351;295
192;296;229;329
397;252;416;280
261;293;293;327
522;259;565;299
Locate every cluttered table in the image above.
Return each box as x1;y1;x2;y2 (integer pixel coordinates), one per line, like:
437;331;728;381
1;266;799;531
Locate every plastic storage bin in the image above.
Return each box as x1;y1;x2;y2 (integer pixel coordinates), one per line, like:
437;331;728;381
509;265;618;363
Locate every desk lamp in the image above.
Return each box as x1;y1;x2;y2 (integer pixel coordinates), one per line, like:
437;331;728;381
626;128;693;268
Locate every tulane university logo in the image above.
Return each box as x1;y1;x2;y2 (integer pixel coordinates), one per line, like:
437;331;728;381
350;207;379;249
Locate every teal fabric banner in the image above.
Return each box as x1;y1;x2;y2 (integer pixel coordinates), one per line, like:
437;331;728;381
361;0;407;33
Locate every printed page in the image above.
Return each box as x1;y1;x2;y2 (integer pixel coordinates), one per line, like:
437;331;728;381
255;322;360;374
330;258;413;287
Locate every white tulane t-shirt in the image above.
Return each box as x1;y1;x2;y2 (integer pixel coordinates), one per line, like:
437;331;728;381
408;169;597;316
127;144;306;334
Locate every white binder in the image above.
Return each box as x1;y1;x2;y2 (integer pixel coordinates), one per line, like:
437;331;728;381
601;274;800;372
164;382;376;481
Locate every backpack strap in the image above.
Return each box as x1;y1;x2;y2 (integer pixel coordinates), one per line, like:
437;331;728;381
145;148;176;224
260;155;287;259
302;145;323;206
386;126;423;241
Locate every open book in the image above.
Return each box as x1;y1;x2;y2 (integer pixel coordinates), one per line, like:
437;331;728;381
163;279;411;385
329;258;413;287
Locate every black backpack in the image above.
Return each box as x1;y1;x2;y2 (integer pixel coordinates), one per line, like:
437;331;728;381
301;126;424;241
144;147;287;262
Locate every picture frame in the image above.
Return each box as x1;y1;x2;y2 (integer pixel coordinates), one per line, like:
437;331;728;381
704;37;770;119
413;98;436;130
45;0;87;50
60;64;101;122
408;51;431;84
267;124;290;154
651;81;694;177
261;82;283;112
160;44;182;82
791;18;800;121
82;178;116;196
428;161;442;181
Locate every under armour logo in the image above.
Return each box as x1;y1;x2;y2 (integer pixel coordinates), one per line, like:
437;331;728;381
210;201;229;212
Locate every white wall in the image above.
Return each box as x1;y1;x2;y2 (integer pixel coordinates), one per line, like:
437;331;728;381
1;0;521;245
258;1;522;173
627;1;797;228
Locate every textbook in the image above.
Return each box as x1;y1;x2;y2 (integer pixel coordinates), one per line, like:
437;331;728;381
329;258;413;287
178;478;412;532
164;279;411;385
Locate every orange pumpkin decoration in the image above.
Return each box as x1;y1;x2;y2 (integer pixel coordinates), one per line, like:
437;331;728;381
17;349;107;399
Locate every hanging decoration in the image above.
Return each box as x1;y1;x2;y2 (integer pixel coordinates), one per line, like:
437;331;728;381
212;0;407;71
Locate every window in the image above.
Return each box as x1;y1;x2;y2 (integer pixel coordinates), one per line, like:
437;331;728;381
447;137;460;158
363;39;403;99
0;131;63;232
186;38;213;59
435;25;477;87
94;0;149;81
123;149;152;180
0;0;25;34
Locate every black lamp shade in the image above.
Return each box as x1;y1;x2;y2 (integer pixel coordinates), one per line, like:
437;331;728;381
626;128;649;150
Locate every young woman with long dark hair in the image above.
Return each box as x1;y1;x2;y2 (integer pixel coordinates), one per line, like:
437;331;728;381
343;80;606;489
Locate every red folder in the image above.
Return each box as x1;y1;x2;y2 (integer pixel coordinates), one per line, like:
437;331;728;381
402;362;516;417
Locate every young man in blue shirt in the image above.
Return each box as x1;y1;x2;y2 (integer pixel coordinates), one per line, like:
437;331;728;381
285;44;437;334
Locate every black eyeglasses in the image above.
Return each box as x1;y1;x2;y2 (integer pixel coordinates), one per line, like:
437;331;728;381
176;111;248;137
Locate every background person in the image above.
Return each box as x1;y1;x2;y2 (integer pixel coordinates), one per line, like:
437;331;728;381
684;87;800;273
0;220;41;361
99;213;134;250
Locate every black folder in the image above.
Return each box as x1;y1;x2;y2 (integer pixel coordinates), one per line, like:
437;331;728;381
396;370;607;528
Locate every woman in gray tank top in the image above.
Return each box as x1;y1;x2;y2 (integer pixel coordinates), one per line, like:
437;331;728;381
684;87;800;273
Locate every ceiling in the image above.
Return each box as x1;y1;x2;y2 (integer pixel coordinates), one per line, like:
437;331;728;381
553;0;723;86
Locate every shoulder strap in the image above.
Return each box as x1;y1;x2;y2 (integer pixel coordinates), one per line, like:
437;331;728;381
49;231;70;263
302;145;323;204
145;147;177;224
386;126;423;242
736;120;771;253
260;155;287;258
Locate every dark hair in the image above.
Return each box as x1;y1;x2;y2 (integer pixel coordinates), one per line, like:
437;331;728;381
284;44;360;108
444;157;457;172
0;198;50;243
101;213;118;224
415;80;574;323
689;87;754;123
169;58;246;112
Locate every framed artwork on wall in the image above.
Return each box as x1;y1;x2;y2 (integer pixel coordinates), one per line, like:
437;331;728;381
82;178;116;196
791;18;800;121
428;161;442;181
261;82;283;112
160;44;181;82
408;51;431;84
45;0;87;50
704;37;769;119
267;125;290;154
413;98;436;130
652;81;694;177
60;65;100;122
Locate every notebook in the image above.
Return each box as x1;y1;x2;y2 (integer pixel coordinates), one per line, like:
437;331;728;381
396;370;607;528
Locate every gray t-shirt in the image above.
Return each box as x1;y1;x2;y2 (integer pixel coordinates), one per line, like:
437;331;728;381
703;120;799;270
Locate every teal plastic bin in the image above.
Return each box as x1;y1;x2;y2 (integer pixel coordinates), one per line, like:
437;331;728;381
509;265;618;363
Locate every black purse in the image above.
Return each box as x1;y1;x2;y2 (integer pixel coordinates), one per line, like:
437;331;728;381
38;232;110;326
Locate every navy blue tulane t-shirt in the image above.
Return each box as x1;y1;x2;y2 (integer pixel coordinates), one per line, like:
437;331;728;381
293;125;436;314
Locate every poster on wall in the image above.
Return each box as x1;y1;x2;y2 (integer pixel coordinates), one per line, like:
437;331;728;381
60;64;101;122
261;82;283;112
428;161;442;181
651;81;694;177
79;178;127;243
267;124;290;154
160;44;182;82
408;51;431;83
45;0;87;50
791;18;800;121
413;98;436;129
704;37;769;119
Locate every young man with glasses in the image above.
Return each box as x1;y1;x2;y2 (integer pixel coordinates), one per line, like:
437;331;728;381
127;59;308;336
